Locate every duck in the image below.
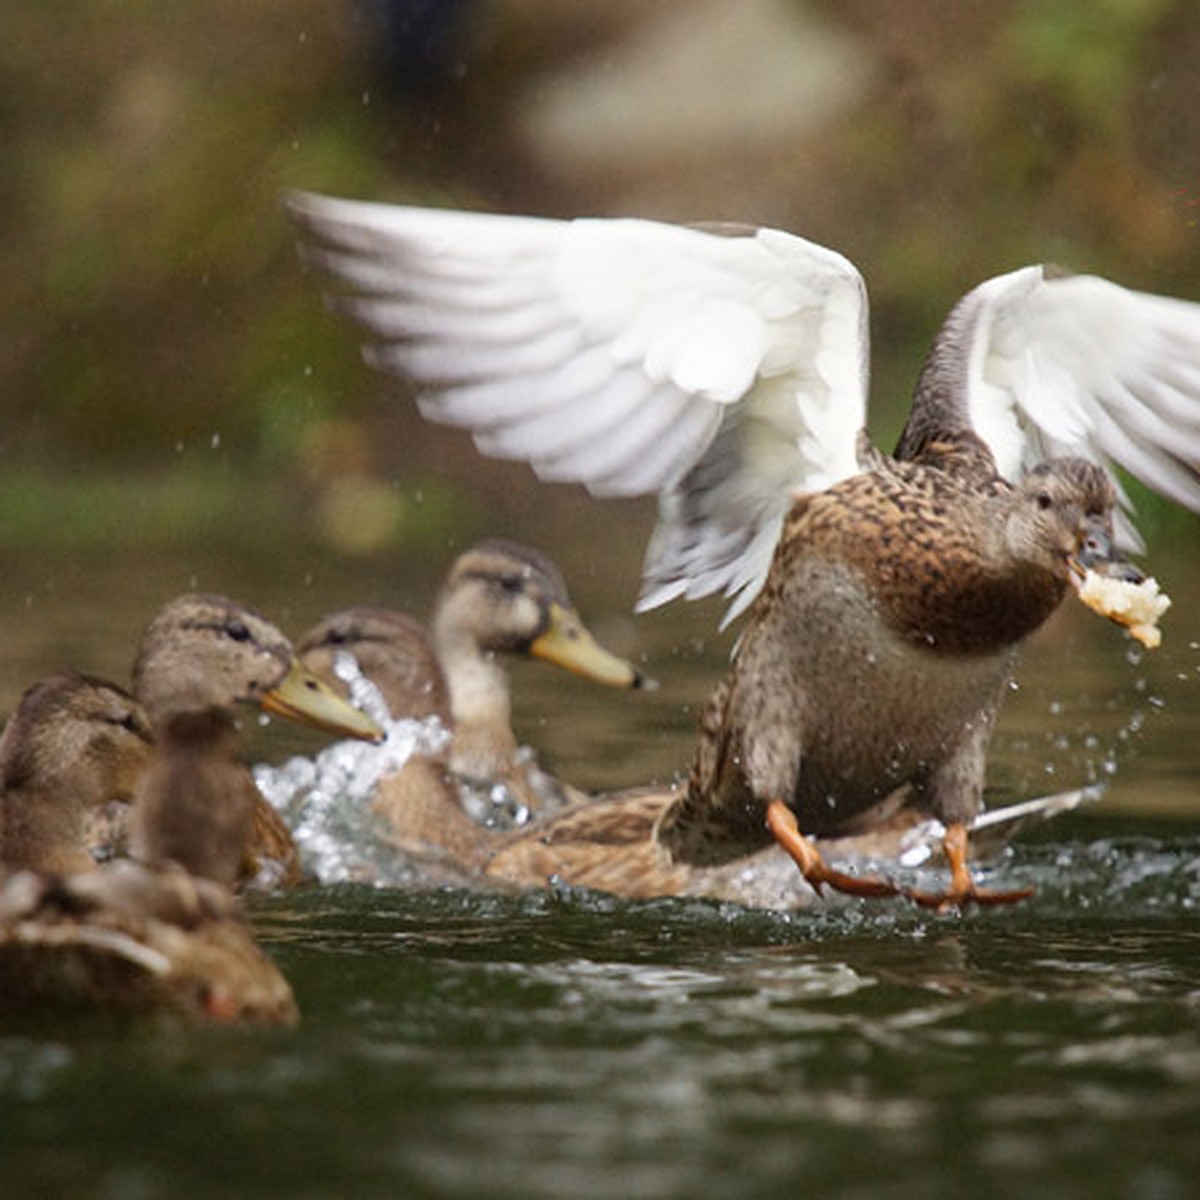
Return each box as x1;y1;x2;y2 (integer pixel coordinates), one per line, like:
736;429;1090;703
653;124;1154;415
482;778;1098;909
0;857;299;1025
288;193;1200;908
0;595;383;1023
0;674;155;874
130;592;384;887
0;678;281;1023
296;539;646;846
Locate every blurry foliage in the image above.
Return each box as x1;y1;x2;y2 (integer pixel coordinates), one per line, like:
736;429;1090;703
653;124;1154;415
1;0;1199;548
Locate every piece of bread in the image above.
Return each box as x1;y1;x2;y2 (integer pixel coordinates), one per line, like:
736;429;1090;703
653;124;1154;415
1076;571;1171;649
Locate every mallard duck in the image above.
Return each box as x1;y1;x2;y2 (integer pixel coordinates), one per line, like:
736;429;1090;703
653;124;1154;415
0;595;382;1023
0;683;287;1024
0;859;298;1024
297;539;646;833
0;674;154;874
483;780;1098;908
131;592;384;887
289;194;1200;908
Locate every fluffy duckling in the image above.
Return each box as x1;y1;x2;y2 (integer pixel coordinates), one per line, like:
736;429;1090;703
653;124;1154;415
290;194;1200;908
298;540;645;849
0;674;154;874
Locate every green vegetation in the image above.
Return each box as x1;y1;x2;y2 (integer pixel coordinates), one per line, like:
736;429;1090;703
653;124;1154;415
2;0;1199;544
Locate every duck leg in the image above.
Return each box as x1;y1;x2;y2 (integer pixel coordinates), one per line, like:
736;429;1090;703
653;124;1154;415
904;822;1035;910
765;800;900;899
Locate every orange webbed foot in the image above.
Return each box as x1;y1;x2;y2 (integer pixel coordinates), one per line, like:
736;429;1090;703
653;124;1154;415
902;822;1035;911
766;800;901;900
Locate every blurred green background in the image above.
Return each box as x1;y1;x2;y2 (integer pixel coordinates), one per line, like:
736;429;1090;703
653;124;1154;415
2;0;1199;619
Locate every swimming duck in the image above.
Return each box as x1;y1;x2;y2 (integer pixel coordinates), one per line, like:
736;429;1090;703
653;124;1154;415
131;592;384;887
0;857;299;1024
297;539;646;834
0;595;382;1023
288;194;1200;907
0;674;154;874
0;681;287;1024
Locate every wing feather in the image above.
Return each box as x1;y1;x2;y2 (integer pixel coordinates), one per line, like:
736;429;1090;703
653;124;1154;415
934;267;1200;546
289;192;869;615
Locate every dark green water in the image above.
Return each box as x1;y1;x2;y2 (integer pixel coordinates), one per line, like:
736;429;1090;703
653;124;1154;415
2;860;1198;1200
1;537;1198;1200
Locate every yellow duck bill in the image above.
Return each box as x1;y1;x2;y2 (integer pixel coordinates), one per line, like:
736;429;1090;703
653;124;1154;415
530;603;652;689
259;658;384;741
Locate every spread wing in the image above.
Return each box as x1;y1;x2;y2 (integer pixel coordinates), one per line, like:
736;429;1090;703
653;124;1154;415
908;264;1200;551
288;193;869;620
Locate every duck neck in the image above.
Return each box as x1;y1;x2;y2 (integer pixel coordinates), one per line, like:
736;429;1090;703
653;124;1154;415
432;621;518;779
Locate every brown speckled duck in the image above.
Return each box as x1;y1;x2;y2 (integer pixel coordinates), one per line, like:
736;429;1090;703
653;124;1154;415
289;195;1200;908
0;674;154;874
0;596;381;1023
297;540;645;846
131;592;384;887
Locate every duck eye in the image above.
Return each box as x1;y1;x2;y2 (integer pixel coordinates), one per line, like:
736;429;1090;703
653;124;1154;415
497;575;523;595
110;712;142;734
225;621;252;643
1035;492;1053;511
324;628;349;645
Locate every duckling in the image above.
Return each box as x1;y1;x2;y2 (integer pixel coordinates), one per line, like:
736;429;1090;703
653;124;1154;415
297;540;645;842
0;674;154;874
290;194;1200;908
131;593;384;887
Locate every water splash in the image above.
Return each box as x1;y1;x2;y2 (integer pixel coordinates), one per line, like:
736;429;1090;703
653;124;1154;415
254;653;451;884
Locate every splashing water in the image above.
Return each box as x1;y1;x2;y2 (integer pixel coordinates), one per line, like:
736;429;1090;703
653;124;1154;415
255;653;452;884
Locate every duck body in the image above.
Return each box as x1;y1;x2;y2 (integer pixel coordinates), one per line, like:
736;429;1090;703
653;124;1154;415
0;861;297;1025
130;707;260;888
665;439;1110;866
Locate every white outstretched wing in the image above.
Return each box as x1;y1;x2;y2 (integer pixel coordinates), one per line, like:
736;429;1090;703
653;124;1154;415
288;193;869;620
946;265;1200;550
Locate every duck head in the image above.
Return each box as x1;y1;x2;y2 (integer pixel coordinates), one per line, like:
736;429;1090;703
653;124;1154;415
0;673;154;871
432;540;646;690
1005;458;1138;586
297;606;451;723
132;593;382;740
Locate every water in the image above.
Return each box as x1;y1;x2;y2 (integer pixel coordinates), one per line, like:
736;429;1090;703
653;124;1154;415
1;539;1199;1199
2;874;1197;1200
